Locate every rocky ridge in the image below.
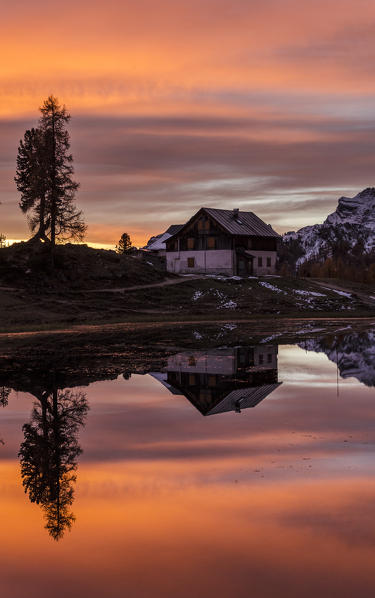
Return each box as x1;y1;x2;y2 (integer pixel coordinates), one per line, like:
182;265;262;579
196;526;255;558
283;187;375;266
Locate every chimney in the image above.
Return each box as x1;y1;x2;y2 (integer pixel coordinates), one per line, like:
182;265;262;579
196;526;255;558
232;208;239;219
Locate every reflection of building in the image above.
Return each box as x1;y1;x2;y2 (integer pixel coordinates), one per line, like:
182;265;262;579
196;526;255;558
150;346;281;416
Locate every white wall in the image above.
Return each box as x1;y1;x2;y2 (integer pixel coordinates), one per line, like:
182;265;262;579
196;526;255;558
251;250;277;275
166;249;278;275
167;349;236;375
166;250;234;274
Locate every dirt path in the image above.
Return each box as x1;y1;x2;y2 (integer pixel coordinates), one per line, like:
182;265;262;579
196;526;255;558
310;279;375;307
85;275;204;293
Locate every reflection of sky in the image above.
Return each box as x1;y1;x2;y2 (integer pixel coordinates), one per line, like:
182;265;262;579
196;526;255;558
1;344;375;597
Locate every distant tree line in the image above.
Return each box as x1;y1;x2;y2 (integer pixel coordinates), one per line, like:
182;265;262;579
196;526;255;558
299;253;375;283
278;231;375;283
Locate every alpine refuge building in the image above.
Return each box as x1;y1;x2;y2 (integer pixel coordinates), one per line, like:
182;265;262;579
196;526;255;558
165;207;280;276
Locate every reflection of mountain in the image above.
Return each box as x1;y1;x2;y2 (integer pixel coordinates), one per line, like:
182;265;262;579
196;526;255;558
299;333;375;387
151;346;281;415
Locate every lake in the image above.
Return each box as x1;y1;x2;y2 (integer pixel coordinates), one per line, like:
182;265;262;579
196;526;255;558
1;331;375;597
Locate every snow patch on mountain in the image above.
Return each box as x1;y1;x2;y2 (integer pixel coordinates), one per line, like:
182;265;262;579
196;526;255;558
283;188;375;266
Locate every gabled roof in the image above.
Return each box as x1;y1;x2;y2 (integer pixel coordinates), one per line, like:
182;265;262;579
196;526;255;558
202;207;280;237
206;383;282;415
165;224;184;236
146;224;184;251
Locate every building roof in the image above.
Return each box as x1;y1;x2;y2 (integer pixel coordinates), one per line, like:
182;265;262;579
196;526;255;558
206;383;282;415
165;224;184;236
146;224;184;251
202;207;280;237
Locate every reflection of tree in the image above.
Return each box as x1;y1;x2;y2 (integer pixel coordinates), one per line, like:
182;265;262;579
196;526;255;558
19;388;88;540
0;387;11;408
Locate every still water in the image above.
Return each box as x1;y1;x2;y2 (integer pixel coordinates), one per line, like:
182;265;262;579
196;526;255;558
1;335;375;597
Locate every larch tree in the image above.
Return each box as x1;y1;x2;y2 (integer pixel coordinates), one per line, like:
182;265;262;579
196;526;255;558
15;96;86;251
15;127;49;241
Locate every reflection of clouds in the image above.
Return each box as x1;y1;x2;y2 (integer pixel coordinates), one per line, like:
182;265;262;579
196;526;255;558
1;340;375;593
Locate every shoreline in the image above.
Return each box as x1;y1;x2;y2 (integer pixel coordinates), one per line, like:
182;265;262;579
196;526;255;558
1;314;374;341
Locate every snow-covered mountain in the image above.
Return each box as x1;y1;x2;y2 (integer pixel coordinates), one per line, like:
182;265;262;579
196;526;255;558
283;188;375;266
299;332;375;387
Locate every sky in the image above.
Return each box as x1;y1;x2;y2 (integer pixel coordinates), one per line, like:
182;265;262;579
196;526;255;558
1;0;375;247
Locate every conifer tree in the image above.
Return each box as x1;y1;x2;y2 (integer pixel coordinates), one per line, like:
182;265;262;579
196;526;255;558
15;127;49;241
15;96;86;249
116;232;132;254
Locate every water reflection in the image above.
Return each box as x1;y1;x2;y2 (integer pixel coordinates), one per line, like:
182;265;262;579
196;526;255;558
0;377;89;541
0;386;10;407
2;331;375;596
151;345;281;415
2;331;375;548
18;387;88;540
299;331;375;386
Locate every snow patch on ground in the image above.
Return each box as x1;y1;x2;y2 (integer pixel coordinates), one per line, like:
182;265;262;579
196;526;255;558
321;287;352;298
259;281;286;294
218;300;237;310
222;323;237;330
192;290;203;301
294;289;326;297
205;275;226;280
259;333;282;343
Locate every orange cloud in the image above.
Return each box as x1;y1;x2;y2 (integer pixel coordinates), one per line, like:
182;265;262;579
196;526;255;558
2;0;375;244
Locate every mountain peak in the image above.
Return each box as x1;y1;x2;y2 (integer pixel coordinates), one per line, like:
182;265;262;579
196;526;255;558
356;187;375;199
283;187;375;266
325;187;375;227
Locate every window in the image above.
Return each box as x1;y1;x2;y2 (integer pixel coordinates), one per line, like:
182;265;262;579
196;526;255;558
267;257;271;267
207;237;215;249
187;257;195;268
267;353;272;364
259;353;264;365
258;257;263;267
188;355;196;366
198;218;210;231
187;238;195;250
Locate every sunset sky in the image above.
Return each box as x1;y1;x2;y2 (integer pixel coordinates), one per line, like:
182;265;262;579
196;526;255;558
1;0;375;247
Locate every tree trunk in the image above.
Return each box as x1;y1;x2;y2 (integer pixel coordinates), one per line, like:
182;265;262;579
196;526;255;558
50;108;57;266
